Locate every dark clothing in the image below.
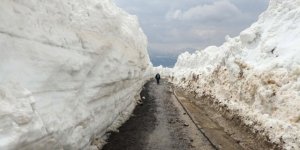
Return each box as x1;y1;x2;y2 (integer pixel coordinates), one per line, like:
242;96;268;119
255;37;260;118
156;79;160;84
155;73;160;84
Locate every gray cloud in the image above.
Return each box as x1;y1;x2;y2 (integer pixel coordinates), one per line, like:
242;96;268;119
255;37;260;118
166;0;241;22
114;0;269;66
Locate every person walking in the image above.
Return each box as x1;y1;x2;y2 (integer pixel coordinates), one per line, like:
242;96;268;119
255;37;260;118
155;73;161;84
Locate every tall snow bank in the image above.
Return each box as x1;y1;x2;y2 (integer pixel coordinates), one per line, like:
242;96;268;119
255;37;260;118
152;65;173;78
171;0;300;149
0;0;151;149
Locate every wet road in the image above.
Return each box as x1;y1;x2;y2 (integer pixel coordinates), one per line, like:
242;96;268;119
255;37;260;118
102;79;214;150
102;79;277;150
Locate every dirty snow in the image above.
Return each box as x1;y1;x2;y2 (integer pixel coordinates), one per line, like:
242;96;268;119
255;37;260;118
0;0;151;149
168;0;300;149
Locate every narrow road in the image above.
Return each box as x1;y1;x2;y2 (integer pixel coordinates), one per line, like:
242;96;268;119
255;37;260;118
102;79;214;150
102;79;276;150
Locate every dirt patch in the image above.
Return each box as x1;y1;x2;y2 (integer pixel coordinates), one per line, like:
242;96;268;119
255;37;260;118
175;88;282;150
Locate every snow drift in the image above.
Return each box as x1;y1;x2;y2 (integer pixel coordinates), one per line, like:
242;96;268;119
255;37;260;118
0;0;151;149
170;0;300;149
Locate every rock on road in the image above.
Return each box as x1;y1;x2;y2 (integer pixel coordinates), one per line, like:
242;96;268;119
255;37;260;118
102;79;214;150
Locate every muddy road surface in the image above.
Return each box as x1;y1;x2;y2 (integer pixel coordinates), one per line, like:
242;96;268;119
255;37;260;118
102;79;275;150
102;79;213;150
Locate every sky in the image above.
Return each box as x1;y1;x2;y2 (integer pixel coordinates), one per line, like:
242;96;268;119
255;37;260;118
115;0;269;67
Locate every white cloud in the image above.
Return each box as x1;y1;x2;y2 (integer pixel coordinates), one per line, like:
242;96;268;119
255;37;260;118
167;0;241;21
115;0;268;66
192;28;219;37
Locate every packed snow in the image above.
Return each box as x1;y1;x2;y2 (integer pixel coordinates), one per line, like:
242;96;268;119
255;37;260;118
0;0;151;149
166;0;300;149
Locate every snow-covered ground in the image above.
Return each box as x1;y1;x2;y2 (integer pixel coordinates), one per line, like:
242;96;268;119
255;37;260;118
168;0;300;149
0;0;151;149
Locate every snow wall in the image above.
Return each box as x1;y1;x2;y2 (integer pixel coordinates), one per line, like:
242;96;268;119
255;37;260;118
0;0;151;149
169;0;300;149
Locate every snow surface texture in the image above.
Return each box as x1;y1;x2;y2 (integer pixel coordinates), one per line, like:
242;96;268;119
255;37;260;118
0;0;151;149
169;0;300;149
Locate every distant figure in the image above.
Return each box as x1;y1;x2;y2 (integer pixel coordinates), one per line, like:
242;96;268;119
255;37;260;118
155;73;161;84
